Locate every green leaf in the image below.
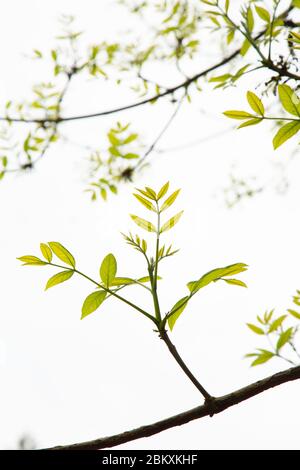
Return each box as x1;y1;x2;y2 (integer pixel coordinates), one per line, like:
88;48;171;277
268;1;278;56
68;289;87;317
247;91;264;116
223;110;255;120
255;5;270;23
273;121;300;149
110;277;135;286
238;118;263;129
45;270;74;290
160;211;184;233
209;74;231;83
133;194;155;211
48;242;76;268
251;350;274;366
268;315;287;333
240;38;251;56
223;278;247;288
130;214;156;232
157;182;169;200
138;275;162;283
17;255;47;266
246;7;254;32
160;189;181;212
276;327;293;351
187;263;248;294
123;153;139;159
100;253;117;287
145;187;157;199
40;243;52;262
168;296;189;331
287;309;300;320
81;290;107;319
247;323;265;335
136;188;156;201
278;84;300;117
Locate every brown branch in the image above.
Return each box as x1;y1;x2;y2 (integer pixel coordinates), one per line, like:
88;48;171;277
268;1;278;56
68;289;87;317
47;364;300;450
0;4;294;126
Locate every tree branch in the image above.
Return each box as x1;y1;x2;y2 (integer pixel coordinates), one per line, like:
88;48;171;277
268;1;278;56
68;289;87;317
1;4;294;126
47;364;300;450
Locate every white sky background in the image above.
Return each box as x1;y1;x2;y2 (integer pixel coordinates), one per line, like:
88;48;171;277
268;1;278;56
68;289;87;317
0;0;300;450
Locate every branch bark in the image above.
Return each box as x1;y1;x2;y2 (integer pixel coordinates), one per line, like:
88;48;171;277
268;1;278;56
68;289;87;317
47;364;300;450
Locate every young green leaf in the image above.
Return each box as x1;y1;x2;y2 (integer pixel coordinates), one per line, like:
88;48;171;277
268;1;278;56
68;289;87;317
168;296;189;331
133;194;155;211
160;189;181;212
268;315;287;333
48;242;76;268
278;84;300;117
223;110;255;120
238;118;263;129
40;243;52;262
100;253;117;287
130;215;156;232
247;323;264;335
81;290;107;319
255;5;270;23
287;309;300;320
45;270;74;290
250;350;274;366
145;187;157;199
276;327;293;351
187;263;248;293
136;188;156;201
157;182;169;200
273;121;300;149
246;91;264;116
240;38;251;56
223;278;247;288
18;255;47;266
160;211;184;233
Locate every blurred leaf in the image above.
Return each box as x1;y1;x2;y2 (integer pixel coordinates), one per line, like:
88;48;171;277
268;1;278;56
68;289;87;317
268;315;287;333
247;323;264;335
251;350;274;366
255;5;270;22
287;309;300;320
276;327;293;351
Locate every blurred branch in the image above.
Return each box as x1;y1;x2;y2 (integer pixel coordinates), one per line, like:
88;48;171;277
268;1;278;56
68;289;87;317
0;4;294;126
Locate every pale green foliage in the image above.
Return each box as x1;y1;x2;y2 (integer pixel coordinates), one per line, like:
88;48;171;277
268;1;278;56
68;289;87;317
245;291;300;367
18;183;247;335
224;87;300;149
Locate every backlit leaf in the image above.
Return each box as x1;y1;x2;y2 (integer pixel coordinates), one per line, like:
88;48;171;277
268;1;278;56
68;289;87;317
130;214;156;232
223;110;255;120
287;309;300;320
18;255;47;266
40;243;52;262
160;189;181;212
273;121;300;149
276;327;293;351
100;253;117;287
48;242;76;268
247;91;264;115
278;84;300;116
268;315;287;333
160;211;184;233
223;278;247;288
157;182;169;200
81;290;107;319
247;323;264;335
187;263;248;293
168;296;189;331
45;270;74;290
133;194;155;211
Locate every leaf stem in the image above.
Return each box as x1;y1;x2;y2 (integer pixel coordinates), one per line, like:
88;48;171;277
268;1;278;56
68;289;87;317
159;329;213;402
48;262;157;324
